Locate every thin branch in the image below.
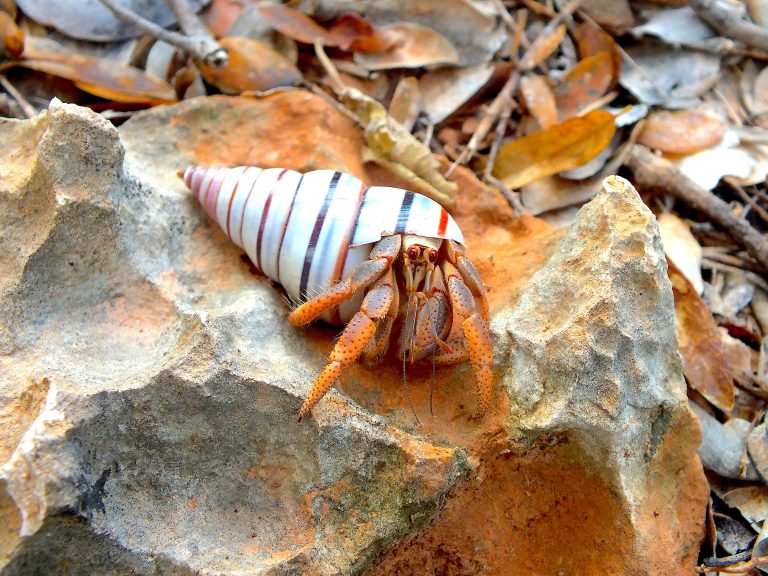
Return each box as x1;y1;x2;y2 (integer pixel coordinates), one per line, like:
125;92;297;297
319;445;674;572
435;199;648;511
445;70;520;177
0;74;35;118
97;0;227;67
724;176;768;225
625;144;768;271
689;0;768;52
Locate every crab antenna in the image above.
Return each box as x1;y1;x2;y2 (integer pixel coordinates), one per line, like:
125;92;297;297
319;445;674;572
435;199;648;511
402;294;421;426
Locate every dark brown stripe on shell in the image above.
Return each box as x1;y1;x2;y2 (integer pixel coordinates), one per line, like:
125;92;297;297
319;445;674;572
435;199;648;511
394;191;415;234
299;171;341;300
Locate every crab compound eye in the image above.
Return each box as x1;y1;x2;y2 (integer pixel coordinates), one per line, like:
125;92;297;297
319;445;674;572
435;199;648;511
428;249;438;263
407;246;420;260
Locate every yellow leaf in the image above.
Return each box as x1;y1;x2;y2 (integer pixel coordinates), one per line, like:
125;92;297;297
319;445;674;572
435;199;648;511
492;110;616;189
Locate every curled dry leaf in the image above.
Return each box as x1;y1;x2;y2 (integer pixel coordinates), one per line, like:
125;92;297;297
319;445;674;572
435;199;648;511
0;10;23;58
339;87;457;208
638;109;725;154
197;37;302;95
519;24;566;71
354;22;459;70
3;47;176;103
668;257;735;413
492;110;616;189
554;52;614;120
520;74;557;129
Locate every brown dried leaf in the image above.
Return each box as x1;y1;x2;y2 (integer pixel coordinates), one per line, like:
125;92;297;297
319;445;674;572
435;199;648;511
257;5;387;52
573;20;621;83
258;4;335;45
327;13;394;53
0;10;23;58
202;0;244;37
519;24;566;71
354;22;458;70
639;109;726;154
198;37;301;95
555;52;613;119
492;110;616;189
388;76;421;132
5;48;176;103
520;74;557;129
669;257;735;413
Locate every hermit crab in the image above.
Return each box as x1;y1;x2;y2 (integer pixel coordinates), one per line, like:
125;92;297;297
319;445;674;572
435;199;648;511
182;166;492;419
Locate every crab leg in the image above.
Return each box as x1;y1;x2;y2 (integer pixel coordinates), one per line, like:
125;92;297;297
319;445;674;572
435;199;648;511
288;235;401;327
298;271;397;420
435;260;493;416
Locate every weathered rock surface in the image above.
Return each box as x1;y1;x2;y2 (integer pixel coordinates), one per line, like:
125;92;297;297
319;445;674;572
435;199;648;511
0;93;707;575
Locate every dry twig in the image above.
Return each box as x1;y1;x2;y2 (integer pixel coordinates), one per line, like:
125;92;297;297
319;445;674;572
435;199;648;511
689;0;768;52
97;0;227;67
0;73;35;118
626;144;768;271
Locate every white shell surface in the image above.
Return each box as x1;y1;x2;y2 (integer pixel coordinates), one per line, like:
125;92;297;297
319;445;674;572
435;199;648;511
183;165;465;321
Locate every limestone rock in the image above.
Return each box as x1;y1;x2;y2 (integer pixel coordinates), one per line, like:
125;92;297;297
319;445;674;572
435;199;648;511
0;95;707;575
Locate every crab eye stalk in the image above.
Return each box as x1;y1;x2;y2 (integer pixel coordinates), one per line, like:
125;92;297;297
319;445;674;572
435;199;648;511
428;249;438;263
407;246;420;260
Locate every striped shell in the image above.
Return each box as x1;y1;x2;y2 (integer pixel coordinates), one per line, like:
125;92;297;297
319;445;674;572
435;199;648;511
183;166;464;321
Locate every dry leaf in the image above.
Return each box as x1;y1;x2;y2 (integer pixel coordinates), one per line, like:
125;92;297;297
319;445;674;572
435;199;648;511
631;7;717;45
492;110;616;189
292;0;506;66
258;4;335;45
669;257;735;413
520;74;558;129
519;24;566;71
258;5;389;52
639;109;725;154
0;10;23;58
579;0;634;29
673;129;757;190
340;87;457;208
3;48;176;103
573;21;621;85
418;62;494;123
619;44;720;107
555;52;614;119
388;76;421;132
354;22;459;70
327;13;393;52
202;0;245;37
721;486;768;532
657;212;704;294
15;0;206;42
197;37;301;95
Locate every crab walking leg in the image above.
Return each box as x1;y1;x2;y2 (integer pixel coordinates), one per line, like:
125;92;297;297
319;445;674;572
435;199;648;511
446;240;489;324
288;235;401;327
362;267;399;363
435;261;494;416
298;272;397;420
